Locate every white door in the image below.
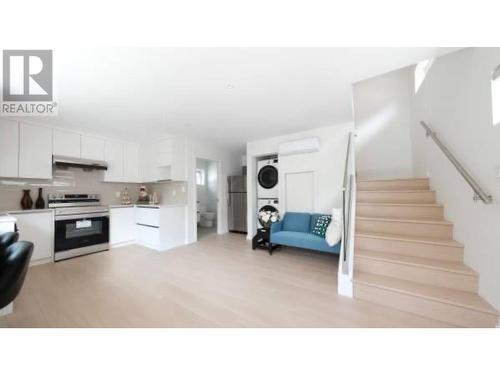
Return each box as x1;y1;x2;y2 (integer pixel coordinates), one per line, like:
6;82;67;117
19;122;53;179
0;119;19;178
103;140;124;182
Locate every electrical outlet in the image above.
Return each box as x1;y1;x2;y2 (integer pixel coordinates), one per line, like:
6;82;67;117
172;189;177;197
115;191;121;198
181;185;186;193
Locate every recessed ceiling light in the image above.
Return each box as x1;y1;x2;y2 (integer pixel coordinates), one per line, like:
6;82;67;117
226;84;234;89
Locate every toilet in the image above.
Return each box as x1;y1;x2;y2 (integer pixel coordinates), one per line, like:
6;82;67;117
199;211;216;228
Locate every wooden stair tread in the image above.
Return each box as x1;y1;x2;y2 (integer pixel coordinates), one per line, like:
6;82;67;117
354;272;499;316
355;249;476;275
356;231;463;248
357;177;429;183
357;216;452;225
357;202;442;207
357;190;435;193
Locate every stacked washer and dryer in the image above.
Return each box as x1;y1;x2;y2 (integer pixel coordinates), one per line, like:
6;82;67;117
257;156;279;226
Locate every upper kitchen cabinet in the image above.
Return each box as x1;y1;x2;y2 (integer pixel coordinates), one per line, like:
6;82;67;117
19;122;53;179
141;136;187;182
103;139;124;182
123;143;140;182
81;135;105;161
53;129;81;158
0;119;19;178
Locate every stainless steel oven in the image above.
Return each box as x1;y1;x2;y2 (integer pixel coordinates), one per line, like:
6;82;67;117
49;194;110;261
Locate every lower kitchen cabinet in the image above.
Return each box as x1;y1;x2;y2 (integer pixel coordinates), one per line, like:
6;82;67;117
135;205;186;251
11;210;54;265
110;206;136;246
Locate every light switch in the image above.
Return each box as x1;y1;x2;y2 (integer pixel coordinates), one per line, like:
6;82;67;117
115;191;121;198
172;189;177;197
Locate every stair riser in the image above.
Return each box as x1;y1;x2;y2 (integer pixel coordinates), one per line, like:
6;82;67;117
354;282;497;328
356;219;453;240
355;235;463;262
357;204;444;220
357;179;429;191
355;257;478;292
357;191;436;204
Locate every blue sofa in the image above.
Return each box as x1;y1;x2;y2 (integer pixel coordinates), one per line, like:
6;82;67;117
269;212;341;255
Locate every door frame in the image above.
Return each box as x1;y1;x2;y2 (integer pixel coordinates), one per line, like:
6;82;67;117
194;157;222;241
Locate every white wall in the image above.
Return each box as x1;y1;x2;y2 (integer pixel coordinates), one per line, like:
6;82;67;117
246;123;353;239
186;139;241;243
206;160;218;213
352;67;414;179
410;47;500;309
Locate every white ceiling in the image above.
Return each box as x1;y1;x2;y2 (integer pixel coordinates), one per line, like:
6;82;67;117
21;48;458;152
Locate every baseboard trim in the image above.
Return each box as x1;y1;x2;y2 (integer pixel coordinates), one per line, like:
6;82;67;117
30;257;53;267
110;241;136;249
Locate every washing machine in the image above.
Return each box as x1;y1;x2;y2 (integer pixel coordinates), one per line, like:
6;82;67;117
257;198;280;228
257;157;279;199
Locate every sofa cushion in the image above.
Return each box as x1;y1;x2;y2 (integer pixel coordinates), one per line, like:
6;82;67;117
311;215;331;237
282;212;311;233
270;230;340;254
271;231;308;248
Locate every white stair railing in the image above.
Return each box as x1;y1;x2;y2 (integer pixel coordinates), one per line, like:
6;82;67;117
338;132;356;297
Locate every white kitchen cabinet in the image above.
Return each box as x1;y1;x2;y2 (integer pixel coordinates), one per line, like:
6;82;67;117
11;210;53;264
136;206;160;227
53;129;81;158
110;207;136;245
0;119;19;178
18;122;53;179
123;143;140;182
140;136;187;182
81;135;105;161
103;139;124;182
135;205;185;251
136;223;161;250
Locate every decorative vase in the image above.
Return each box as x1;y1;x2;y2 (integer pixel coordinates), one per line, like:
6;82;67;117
35;187;45;209
20;189;33;210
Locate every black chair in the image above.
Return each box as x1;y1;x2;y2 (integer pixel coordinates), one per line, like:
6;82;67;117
0;232;34;310
0;231;18;251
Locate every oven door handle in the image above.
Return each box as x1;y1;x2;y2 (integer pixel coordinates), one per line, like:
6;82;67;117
55;212;110;221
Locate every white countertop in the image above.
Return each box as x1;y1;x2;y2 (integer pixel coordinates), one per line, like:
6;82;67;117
0;208;54;215
0;213;17;223
109;203;186;209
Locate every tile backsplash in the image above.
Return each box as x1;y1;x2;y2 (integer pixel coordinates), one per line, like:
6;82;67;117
0;167;188;211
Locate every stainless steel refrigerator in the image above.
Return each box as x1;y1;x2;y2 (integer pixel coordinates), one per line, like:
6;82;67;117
228;175;247;233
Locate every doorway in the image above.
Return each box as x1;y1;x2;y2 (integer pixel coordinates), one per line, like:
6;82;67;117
195;158;219;240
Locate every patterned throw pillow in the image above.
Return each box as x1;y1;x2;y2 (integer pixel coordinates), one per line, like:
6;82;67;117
311;215;332;238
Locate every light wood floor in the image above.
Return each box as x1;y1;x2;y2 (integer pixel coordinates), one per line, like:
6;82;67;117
2;233;453;328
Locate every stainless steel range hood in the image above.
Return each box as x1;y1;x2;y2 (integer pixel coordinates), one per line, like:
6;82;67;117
53;155;108;170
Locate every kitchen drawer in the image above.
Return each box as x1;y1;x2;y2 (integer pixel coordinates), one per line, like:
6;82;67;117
136;223;160;250
136;207;160;227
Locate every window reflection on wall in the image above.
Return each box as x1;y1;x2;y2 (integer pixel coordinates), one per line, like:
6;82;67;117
491;65;500;127
414;58;434;94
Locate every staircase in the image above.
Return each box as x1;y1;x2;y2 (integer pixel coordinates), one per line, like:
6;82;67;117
353;177;499;327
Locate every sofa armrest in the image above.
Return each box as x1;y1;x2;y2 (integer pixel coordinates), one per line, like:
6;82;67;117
270;221;283;235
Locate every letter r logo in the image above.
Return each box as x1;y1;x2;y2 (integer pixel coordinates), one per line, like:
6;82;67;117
3;50;53;101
